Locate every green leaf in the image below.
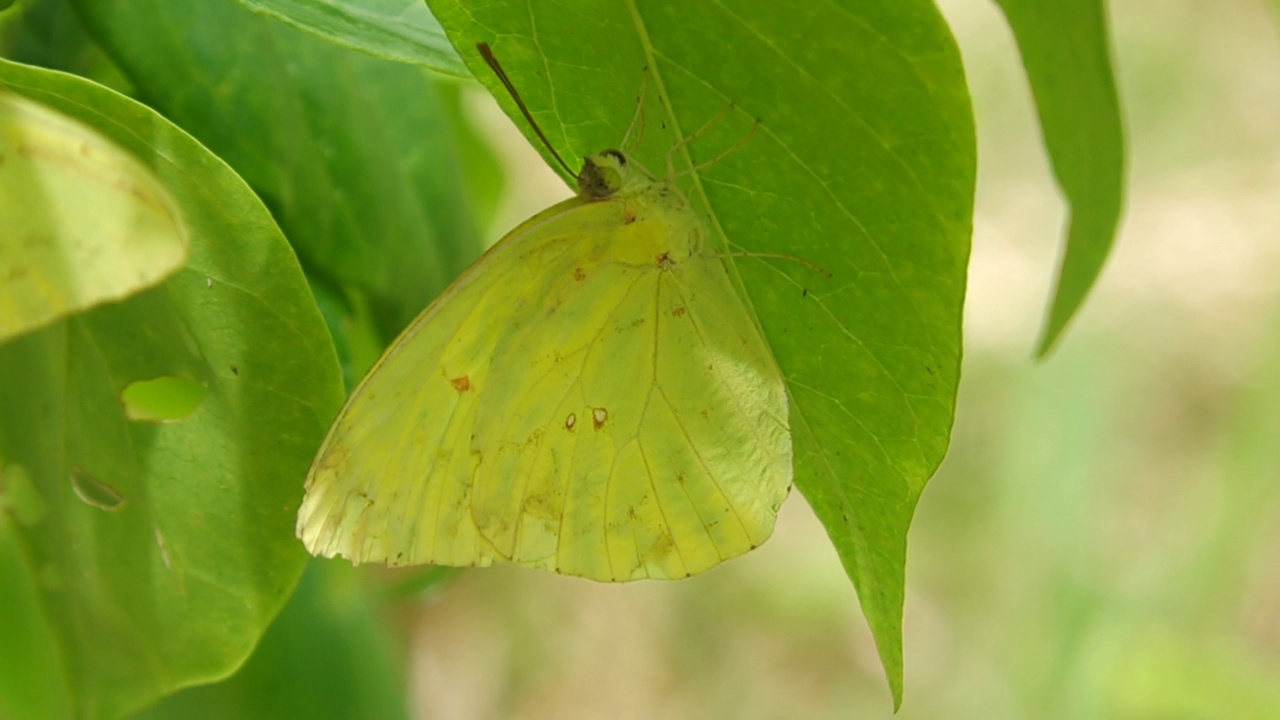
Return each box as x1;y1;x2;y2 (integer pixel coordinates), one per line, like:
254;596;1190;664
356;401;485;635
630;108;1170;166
0;59;344;718
994;0;1127;356
426;0;974;706
75;0;485;340
0;519;71;720
435;78;505;234
135;562;409;720
0;0;131;93
0;1;20;51
237;0;467;76
0;91;187;344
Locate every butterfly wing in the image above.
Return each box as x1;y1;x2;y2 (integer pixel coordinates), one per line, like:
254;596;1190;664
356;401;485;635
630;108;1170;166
298;191;791;580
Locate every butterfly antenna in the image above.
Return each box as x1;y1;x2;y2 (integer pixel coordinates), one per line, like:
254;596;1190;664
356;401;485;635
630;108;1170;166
477;42;578;179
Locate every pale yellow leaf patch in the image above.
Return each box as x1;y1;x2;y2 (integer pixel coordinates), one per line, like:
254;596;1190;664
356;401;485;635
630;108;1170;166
0;92;187;343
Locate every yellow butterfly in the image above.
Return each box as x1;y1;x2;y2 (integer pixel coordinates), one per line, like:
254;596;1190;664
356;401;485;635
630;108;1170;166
297;44;792;581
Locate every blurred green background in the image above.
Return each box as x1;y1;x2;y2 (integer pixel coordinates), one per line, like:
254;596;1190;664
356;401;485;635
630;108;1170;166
349;1;1280;717
5;0;1279;718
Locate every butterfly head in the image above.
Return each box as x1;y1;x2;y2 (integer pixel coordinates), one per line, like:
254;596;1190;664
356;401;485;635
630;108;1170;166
577;149;634;200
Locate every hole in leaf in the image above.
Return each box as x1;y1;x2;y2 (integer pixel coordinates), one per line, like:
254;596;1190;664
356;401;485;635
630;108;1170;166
70;466;125;511
120;375;207;422
0;464;46;525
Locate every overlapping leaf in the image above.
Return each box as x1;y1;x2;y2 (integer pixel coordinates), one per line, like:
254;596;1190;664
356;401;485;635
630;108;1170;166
0;59;343;718
994;0;1127;355
75;0;485;342
237;0;465;75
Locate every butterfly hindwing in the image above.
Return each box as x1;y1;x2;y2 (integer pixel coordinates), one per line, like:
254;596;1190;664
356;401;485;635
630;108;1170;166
298;161;793;581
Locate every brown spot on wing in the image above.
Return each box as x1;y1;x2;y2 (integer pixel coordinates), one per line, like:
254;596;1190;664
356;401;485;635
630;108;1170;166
451;376;471;393
573;267;587;281
592;407;608;429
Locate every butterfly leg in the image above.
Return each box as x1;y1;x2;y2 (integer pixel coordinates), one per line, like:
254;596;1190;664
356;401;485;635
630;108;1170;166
620;68;649;152
668;105;761;181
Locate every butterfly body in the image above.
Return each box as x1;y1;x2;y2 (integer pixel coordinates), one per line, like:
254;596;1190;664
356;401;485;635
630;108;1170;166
298;151;792;581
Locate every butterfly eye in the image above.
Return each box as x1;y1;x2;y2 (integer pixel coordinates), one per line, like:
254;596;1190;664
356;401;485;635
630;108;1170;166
578;157;623;199
601;149;627;166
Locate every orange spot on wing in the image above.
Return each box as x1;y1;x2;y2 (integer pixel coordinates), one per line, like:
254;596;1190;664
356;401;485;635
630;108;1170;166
451;376;471;393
